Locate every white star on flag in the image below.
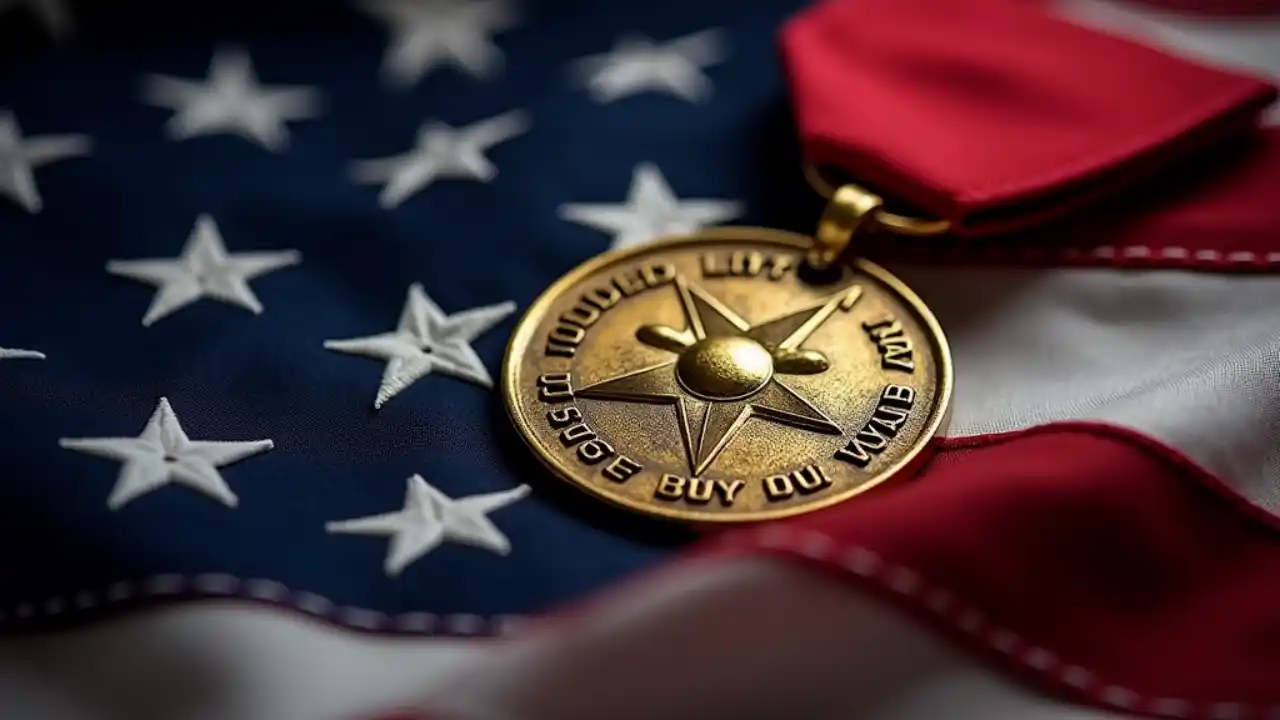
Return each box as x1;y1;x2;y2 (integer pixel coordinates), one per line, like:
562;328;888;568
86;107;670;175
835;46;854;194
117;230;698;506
141;46;322;151
357;0;519;86
0;110;90;214
59;397;275;510
559;162;743;250
106;214;302;327
326;474;530;577
351;109;529;208
569;28;727;103
0;347;45;360
324;283;516;408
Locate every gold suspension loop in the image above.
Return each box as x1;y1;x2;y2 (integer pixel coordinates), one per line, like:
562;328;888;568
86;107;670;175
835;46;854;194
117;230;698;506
803;163;952;239
810;183;883;269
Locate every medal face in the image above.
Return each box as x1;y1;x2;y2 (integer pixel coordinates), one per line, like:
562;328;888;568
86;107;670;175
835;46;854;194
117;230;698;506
502;228;952;523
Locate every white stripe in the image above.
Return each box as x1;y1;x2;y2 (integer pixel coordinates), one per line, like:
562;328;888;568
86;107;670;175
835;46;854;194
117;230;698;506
892;265;1280;514
0;605;481;720
0;563;1122;720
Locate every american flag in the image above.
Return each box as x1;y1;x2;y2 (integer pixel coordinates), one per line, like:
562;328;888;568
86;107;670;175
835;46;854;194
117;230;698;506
1;1;1278;719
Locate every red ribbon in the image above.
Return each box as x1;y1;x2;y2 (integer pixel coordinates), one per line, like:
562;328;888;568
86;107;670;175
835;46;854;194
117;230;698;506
782;0;1277;237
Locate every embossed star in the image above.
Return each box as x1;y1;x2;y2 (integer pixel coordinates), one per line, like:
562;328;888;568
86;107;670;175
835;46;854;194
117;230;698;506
577;276;863;476
324;283;516;409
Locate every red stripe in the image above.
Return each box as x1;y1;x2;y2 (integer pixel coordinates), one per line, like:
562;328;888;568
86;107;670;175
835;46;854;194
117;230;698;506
1123;0;1280;16
368;424;1280;720
701;423;1280;717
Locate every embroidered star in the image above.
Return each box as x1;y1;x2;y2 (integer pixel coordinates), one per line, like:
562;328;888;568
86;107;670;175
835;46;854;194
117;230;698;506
0;0;71;40
0;347;44;360
59;397;274;510
324;283;516;409
141;47;321;151
357;0;518;86
0;110;90;214
569;28;726;103
559;163;743;250
327;474;530;576
106;214;301;327
351;109;528;208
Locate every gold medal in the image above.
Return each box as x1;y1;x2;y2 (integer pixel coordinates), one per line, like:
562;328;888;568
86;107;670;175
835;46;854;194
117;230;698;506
502;176;954;523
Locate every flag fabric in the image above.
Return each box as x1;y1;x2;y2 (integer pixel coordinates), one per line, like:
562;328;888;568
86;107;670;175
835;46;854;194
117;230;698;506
0;1;1276;720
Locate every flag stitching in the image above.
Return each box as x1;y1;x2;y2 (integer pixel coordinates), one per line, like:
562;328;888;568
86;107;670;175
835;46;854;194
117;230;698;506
884;242;1280;269
0;574;522;637
737;524;1276;719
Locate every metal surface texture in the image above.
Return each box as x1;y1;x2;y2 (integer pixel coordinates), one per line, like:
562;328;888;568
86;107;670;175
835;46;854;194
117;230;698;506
503;227;952;523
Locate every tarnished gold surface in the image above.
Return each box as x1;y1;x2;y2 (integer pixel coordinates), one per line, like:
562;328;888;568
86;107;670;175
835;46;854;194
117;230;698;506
812;182;883;269
803;164;952;237
502;227;952;524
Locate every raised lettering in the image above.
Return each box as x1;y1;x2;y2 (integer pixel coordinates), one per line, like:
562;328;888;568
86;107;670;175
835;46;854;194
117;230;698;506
794;465;831;492
546;264;676;355
547;406;582;427
701;251;794;281
883;384;915;406
835;385;917;468
559;423;595;447
862;318;916;372
576;438;615;465
583;285;622;311
655;474;686;501
537;373;574;402
837;425;890;468
613;270;647;296
603;456;643;483
765;255;794;280
686;477;715;504
870;405;910;434
716;479;745;505
763;465;832;502
545;342;575;358
652;474;745;506
561;302;601;328
764;473;792;500
550;323;586;343
641;263;676;286
545;323;587;358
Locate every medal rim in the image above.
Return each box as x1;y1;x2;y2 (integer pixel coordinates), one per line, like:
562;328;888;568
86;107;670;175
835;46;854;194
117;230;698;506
501;226;954;524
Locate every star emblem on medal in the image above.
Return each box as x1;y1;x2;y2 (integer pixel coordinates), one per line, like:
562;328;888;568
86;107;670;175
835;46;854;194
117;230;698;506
575;274;863;476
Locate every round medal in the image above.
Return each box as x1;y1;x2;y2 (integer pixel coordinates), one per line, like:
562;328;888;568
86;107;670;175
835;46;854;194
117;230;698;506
502;226;952;523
